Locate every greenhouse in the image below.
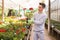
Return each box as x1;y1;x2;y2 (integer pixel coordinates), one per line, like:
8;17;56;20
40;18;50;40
0;0;60;40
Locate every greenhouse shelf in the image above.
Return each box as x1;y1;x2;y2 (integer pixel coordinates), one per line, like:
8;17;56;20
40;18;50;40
45;20;60;40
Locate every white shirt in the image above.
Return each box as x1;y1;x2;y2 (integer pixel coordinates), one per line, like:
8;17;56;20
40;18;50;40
33;12;47;31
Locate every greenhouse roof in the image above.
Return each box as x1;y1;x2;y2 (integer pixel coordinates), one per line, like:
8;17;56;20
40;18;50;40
0;0;55;10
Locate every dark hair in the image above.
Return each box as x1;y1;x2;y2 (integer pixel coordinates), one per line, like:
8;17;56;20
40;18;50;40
39;3;46;8
8;9;12;16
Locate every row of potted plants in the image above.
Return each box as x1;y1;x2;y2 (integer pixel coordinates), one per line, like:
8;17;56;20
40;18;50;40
0;16;33;40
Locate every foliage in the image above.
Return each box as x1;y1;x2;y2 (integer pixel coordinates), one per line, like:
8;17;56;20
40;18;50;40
0;17;28;40
50;20;60;30
25;12;33;19
46;20;60;30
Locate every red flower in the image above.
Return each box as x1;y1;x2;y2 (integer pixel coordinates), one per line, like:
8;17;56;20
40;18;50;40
29;8;33;10
0;29;6;32
16;30;20;34
23;8;26;10
22;28;26;32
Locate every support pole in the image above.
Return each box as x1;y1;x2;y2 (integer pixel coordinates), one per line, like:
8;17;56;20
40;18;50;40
2;0;4;22
48;0;51;33
19;5;20;14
